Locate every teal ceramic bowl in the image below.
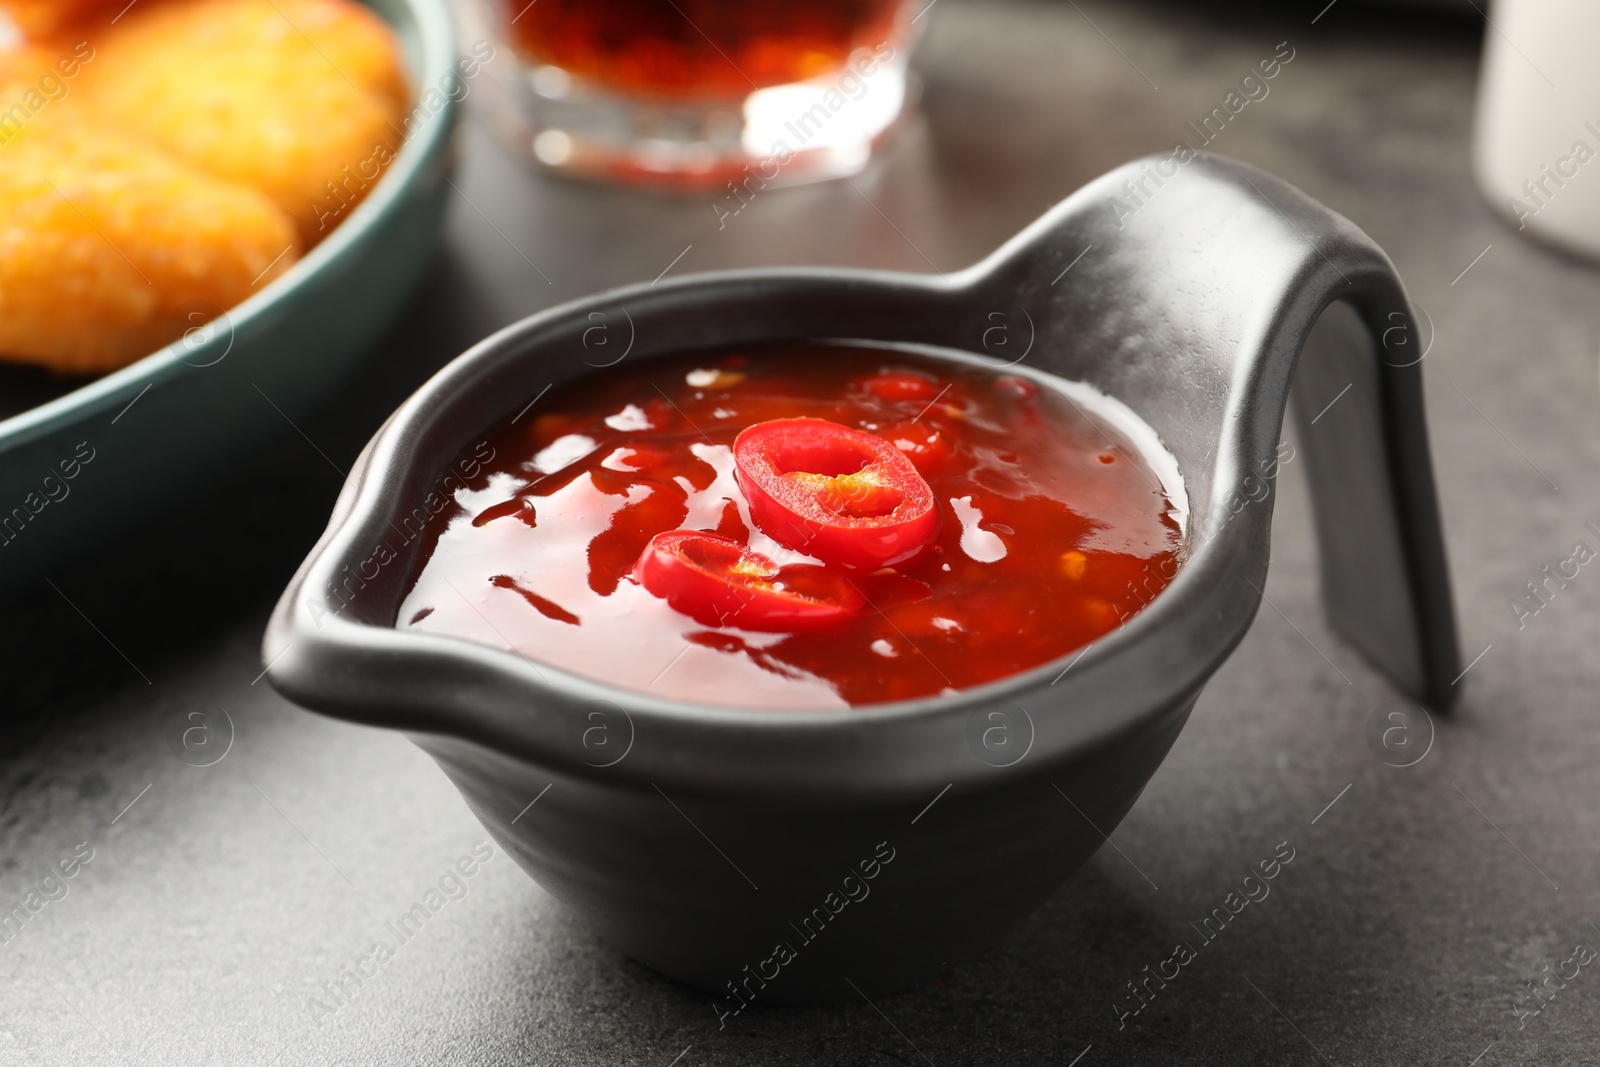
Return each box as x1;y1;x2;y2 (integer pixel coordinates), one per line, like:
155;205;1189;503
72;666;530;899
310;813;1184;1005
0;0;456;595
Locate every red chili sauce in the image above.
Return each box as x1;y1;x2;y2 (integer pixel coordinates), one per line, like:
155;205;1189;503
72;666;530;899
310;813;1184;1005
399;343;1185;708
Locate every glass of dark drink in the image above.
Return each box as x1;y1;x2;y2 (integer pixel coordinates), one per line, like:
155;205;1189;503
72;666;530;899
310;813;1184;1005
465;0;923;189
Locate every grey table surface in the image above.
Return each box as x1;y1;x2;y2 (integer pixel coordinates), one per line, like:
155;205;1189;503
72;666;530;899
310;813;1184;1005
4;1;1598;1064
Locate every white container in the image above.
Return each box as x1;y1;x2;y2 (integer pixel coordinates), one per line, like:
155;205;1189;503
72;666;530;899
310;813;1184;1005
1473;0;1600;259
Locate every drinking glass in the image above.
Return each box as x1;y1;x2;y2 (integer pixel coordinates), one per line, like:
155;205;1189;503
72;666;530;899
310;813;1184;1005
465;0;924;189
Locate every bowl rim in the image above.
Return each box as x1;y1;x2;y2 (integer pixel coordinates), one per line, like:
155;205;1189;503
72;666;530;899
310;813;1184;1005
0;0;458;450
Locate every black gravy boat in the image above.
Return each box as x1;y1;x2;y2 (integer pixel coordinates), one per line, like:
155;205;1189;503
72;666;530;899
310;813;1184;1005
266;154;1460;1003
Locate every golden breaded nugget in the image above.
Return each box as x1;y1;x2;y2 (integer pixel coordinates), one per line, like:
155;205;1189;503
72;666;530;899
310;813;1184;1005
0;121;300;374
76;0;409;246
273;0;410;112
0;0;121;37
0;40;97;142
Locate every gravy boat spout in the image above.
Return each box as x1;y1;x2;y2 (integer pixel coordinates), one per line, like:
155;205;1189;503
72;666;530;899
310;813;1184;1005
265;153;1460;1002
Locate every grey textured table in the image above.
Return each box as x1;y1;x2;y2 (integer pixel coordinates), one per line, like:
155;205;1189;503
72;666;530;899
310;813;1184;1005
4;2;1597;1064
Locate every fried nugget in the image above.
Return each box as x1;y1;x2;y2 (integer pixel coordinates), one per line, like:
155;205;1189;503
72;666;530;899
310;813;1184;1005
273;0;410;112
0;0;123;38
0;119;300;374
0;39;95;138
76;0;409;246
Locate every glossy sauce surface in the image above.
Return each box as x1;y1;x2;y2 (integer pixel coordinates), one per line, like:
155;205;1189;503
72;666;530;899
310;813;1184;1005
399;344;1185;708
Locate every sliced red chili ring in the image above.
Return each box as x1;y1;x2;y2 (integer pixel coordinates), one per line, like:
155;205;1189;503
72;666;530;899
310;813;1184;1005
733;417;940;569
632;530;863;631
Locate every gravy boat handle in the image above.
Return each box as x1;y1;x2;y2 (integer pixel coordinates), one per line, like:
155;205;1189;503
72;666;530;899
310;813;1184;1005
968;152;1463;708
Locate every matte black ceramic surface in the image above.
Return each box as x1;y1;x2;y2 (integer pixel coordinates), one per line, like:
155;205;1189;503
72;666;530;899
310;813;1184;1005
265;154;1460;1003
